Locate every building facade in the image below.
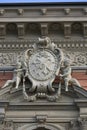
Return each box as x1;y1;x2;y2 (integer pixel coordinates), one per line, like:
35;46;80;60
0;2;87;130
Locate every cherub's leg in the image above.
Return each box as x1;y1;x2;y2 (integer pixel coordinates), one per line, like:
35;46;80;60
15;76;21;89
2;80;14;88
64;78;69;91
25;70;28;77
71;78;81;87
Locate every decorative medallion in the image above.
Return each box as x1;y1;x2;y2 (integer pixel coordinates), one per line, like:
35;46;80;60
28;49;58;81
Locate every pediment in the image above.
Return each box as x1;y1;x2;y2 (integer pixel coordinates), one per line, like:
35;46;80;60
0;84;87;103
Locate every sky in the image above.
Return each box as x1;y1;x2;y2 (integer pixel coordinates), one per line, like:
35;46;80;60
0;0;87;3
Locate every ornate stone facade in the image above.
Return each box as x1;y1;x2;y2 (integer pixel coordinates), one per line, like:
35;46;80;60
0;2;87;130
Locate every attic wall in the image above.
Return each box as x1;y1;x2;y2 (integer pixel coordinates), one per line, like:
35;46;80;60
0;5;86;66
0;3;87;130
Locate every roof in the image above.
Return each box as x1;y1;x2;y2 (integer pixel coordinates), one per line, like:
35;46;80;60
0;1;87;7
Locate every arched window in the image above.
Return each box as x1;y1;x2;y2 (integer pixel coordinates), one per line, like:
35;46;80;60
25;23;40;38
18;124;65;130
6;23;17;37
71;22;83;37
48;22;64;38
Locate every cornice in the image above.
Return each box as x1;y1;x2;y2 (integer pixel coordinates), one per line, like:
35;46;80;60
0;7;86;21
0;17;87;22
0;39;86;51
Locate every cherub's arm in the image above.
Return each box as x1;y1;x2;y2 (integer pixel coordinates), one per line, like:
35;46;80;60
14;68;23;72
60;67;71;77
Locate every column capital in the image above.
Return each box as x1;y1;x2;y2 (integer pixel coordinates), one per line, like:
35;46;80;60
70;120;80;130
78;117;87;124
78;118;87;130
3;120;13;130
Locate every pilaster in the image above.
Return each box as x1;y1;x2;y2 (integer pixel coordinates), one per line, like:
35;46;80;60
64;23;71;38
40;23;48;37
83;23;87;38
17;23;24;39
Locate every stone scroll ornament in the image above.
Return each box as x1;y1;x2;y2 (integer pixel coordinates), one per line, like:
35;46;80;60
2;37;81;102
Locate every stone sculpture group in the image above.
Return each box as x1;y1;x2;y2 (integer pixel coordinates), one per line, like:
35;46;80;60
2;37;81;101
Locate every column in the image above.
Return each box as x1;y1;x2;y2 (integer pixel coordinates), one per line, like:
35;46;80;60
40;23;48;37
17;23;24;39
64;23;71;38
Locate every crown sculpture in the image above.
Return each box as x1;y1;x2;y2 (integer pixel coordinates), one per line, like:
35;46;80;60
2;37;81;101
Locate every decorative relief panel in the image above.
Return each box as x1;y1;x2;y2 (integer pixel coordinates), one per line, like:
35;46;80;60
0;51;87;67
64;51;87;66
0;52;23;66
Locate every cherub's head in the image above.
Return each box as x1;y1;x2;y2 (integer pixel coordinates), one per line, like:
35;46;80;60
63;59;71;67
17;61;22;69
24;48;33;61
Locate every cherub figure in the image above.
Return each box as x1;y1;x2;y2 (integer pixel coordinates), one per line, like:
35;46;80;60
15;59;24;89
2;46;35;89
13;47;35;89
2;57;24;89
60;59;81;91
15;45;36;89
24;47;34;77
